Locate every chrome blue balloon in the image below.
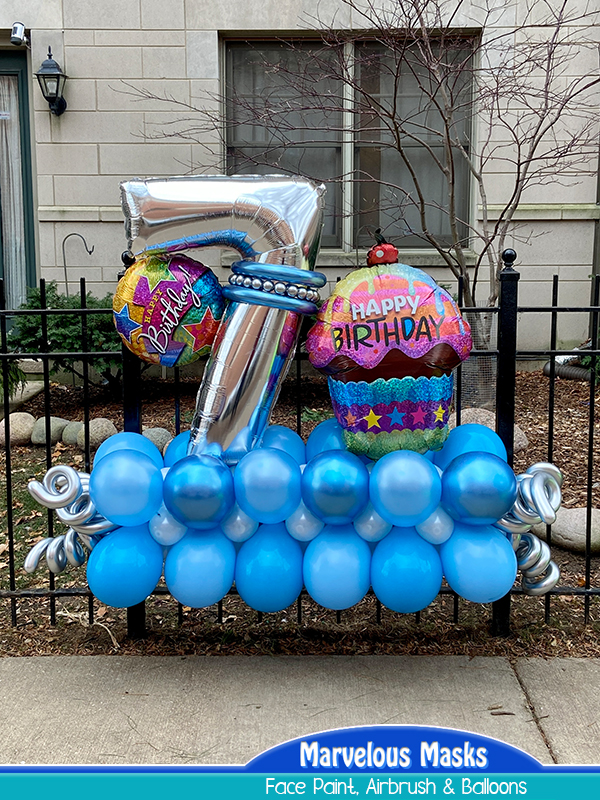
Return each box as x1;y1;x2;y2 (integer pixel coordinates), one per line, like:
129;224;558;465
302;451;369;525
235;523;303;612
87;524;164;608
164;430;191;468
440;522;517;603
433;424;507;471
285;499;324;542
371;527;443;613
305;418;346;462
353;502;392;542
261;424;306;466
90;449;163;527
234;448;301;524
220;502;259;543
163;454;234;529
303;525;371;610
94;431;164;469
441;452;518;525
148;503;188;547
415;505;455;545
370;451;441;528
164;528;236;608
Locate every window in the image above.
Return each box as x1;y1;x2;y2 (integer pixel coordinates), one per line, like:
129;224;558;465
226;38;472;252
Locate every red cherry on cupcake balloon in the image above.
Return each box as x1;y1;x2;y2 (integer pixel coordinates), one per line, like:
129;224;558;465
366;230;398;266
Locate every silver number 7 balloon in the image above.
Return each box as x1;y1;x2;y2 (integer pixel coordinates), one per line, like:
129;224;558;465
120;175;326;464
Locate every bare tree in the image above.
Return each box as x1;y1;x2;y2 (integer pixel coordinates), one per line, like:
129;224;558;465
124;0;600;345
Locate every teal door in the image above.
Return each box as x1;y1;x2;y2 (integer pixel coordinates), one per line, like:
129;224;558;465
0;50;35;309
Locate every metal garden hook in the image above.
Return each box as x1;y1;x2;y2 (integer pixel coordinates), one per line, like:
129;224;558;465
61;233;94;297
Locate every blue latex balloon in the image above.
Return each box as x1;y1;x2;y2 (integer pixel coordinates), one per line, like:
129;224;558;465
261;425;306;466
235;449;301;524
220;503;259;543
164;431;192;468
433;424;507;471
353;502;392;542
285;500;324;542
440;522;517;603
164;528;236;608
305;418;346;462
415;505;455;545
303;525;371;610
148;503;188;547
371;527;443;613
370;451;442;528
441;452;518;525
163;454;234;529
94;431;164;470
87;524;164;608
302;451;369;525
90;449;163;527
235;523;304;612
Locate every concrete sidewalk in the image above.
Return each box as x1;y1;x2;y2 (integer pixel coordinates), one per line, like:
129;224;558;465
0;655;594;766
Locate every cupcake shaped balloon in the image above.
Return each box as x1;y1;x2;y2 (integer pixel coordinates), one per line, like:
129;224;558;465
306;237;472;460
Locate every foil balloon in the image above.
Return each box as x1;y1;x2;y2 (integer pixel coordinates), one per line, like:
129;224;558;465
113;253;225;367
306;263;472;459
121;175;326;464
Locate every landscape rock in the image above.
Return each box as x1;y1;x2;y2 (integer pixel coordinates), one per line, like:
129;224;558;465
62;421;84;446
448;407;529;453
77;418;118;450
0;412;35;446
143;427;172;453
31;416;70;446
533;507;600;554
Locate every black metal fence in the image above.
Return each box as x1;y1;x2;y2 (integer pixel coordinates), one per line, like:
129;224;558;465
1;258;599;639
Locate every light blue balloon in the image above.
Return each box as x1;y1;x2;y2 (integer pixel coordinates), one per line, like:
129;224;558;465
164;430;191;468
302;451;369;525
440;522;517;603
235;523;304;612
220;503;259;543
87;524;164;608
353;502;392;542
235;448;301;524
441;452;517;525
261;425;306;466
433;424;507;471
285;499;324;542
303;525;371;610
305;418;346;462
164;528;236;608
370;451;441;528
163;454;234;529
148;503;188;547
90;449;163;527
371;527;443;613
415;505;455;545
94;431;164;470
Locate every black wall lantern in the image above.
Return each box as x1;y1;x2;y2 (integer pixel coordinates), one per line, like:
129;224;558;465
35;47;67;116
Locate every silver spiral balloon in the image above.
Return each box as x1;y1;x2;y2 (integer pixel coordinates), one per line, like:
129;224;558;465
25;467;116;574
494;462;562;596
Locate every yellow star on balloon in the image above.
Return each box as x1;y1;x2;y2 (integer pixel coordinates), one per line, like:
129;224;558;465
434;404;446;423
364;409;382;429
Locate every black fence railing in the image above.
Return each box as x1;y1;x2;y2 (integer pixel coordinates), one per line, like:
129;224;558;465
1;260;599;639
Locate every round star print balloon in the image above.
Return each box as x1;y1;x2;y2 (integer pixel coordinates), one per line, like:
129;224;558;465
113;253;225;367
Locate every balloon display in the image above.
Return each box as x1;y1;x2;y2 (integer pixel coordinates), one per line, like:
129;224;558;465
371;527;443;613
235;523;303;612
87;524;164;608
164;528;236;608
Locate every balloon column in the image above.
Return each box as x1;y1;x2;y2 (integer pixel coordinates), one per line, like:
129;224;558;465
26;423;561;611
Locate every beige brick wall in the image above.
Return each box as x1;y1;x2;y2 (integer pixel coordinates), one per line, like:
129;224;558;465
0;0;598;349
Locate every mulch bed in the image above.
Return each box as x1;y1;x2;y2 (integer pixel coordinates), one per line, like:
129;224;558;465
1;368;600;658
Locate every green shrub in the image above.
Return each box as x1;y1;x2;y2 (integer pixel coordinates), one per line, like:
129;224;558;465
7;282;123;394
0;361;26;400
